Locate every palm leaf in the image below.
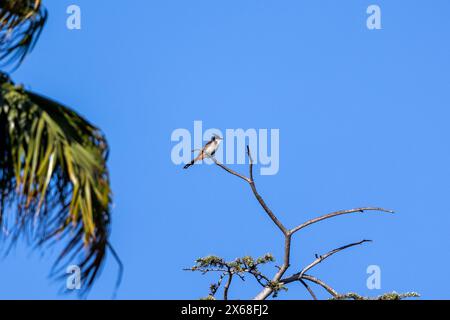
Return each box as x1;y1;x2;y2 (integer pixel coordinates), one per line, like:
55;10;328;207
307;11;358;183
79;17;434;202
0;72;119;294
0;0;47;68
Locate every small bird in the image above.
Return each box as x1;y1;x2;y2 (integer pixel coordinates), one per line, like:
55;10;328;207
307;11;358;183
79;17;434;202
184;134;223;169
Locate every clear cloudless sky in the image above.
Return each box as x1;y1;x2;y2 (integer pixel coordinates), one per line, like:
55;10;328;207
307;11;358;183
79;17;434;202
1;0;450;299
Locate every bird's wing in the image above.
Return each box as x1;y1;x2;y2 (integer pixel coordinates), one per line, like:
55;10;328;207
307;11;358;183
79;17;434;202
193;140;215;162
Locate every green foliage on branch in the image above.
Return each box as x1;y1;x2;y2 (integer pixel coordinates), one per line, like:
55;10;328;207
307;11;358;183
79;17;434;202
186;254;285;300
333;292;420;300
0;0;47;68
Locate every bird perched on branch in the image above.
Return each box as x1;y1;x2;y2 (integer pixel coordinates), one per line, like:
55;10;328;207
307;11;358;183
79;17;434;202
184;134;223;169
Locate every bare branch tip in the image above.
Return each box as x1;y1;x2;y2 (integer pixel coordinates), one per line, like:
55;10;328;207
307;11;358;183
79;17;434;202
376;208;395;214
246;145;254;163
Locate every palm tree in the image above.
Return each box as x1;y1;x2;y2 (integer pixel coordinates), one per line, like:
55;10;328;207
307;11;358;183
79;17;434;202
0;0;120;294
0;0;47;68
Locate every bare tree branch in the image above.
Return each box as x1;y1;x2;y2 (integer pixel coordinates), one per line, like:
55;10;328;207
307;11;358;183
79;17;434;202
254;234;292;300
210;156;251;183
223;273;233;300
289;207;394;235
210;147;288;235
249;269;271;287
246;146;288;235
194;146;396;300
301;274;339;298
299;279;317;300
281;240;372;284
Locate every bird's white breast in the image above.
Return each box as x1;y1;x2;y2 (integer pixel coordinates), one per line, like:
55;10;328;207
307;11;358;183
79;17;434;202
205;140;220;154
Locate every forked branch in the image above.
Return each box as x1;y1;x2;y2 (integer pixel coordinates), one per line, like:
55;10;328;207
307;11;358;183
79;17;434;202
190;145;397;300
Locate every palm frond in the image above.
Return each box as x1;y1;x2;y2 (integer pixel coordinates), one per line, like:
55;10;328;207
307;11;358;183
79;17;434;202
0;0;47;68
0;72;117;294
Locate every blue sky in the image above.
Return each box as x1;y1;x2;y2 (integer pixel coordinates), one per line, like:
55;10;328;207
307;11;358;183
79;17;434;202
1;0;450;299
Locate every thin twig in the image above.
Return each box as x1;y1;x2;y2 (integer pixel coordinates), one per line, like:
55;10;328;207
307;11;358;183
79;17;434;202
301;240;371;277
301;274;339;298
248;269;271;287
299;279;317;300
281;240;372;284
209;157;251;183
210;148;288;235
183;267;229;274
210;273;226;297
246;146;288;235
289;208;394;235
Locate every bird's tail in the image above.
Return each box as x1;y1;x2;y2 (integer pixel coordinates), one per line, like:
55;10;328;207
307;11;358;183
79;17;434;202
184;160;195;169
184;152;204;169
